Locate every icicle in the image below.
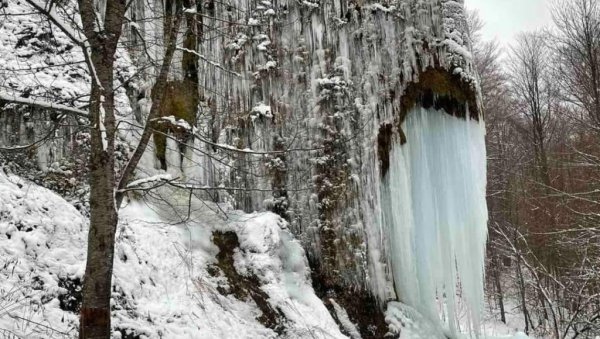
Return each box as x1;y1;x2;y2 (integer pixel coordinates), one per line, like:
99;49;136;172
382;107;487;337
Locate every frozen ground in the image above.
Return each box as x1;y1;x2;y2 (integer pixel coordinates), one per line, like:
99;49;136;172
0;169;345;338
0;168;530;338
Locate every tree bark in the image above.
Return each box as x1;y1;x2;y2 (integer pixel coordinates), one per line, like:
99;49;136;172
79;0;183;336
78;0;127;337
80;66;119;338
492;254;506;323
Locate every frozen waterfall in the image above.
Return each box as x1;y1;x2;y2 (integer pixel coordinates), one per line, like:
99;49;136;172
381;107;488;336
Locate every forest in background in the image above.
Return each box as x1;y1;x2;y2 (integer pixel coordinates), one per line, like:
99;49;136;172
473;0;600;337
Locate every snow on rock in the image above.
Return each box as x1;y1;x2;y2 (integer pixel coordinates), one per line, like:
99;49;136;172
0;1;134;170
329;299;361;339
0;1;90;170
110;203;277;339
0;2;88;105
364;3;396;13
213;212;348;338
251;102;273;121
154;115;194;131
183;0;482;312
0;169;347;338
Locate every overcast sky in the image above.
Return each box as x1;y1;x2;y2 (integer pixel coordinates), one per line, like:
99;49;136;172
464;0;553;49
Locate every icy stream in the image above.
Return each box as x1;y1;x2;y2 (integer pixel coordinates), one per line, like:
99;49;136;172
381;107;488;336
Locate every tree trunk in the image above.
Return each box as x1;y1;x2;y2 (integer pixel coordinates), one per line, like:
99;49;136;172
77;1;127;337
516;238;530;334
492;255;506;323
80;127;118;337
80;65;119;338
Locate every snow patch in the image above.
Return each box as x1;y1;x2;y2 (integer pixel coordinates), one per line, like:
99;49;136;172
330;299;361;339
0;170;347;338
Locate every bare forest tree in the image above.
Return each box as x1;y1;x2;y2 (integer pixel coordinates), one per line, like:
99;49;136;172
1;0;185;337
508;32;556;187
470;2;600;337
552;0;600;129
468;9;511;326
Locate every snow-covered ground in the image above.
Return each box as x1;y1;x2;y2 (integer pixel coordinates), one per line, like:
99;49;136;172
385;300;530;339
0;169;346;338
0;167;533;339
479;299;532;339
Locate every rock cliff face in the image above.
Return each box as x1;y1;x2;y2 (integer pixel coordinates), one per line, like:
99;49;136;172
148;0;480;299
130;0;482;333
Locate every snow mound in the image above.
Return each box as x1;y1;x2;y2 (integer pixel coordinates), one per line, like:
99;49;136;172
386;302;446;339
0;169;85;337
0;169;346;338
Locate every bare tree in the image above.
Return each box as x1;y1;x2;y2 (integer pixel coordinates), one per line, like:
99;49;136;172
466;4;600;338
468;10;510;325
479;24;600;339
508;32;556;186
551;0;600;129
0;1;185;337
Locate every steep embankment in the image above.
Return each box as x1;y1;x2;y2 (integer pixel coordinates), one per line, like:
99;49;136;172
0;169;348;338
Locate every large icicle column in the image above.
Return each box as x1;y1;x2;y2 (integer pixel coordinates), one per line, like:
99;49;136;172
382;107;487;336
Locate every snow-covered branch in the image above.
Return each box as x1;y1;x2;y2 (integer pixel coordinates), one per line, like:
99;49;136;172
126;173;174;190
167;181;307;192
0;93;88;118
176;47;241;77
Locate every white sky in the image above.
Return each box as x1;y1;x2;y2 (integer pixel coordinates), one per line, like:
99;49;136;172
464;0;553;49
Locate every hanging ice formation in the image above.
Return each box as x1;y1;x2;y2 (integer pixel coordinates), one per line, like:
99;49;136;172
382;107;488;336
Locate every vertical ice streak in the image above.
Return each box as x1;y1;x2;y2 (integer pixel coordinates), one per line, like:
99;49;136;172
383;107;488;336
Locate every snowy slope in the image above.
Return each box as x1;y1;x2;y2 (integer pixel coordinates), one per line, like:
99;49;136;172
0;169;347;338
0;168;85;338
